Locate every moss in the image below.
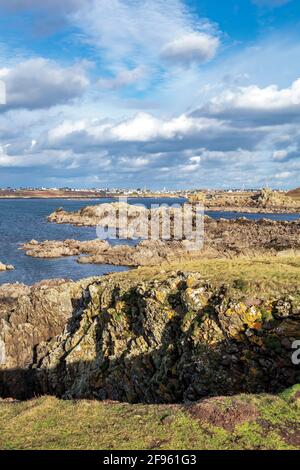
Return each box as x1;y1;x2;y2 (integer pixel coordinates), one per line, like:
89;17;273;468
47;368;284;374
232;422;291;450
258;395;299;426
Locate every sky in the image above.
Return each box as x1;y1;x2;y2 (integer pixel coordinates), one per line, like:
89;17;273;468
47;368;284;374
0;0;299;190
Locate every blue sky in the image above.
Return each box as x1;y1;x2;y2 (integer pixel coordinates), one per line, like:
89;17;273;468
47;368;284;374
0;0;299;189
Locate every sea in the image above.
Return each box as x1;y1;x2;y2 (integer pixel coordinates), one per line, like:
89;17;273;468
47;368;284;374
0;197;299;285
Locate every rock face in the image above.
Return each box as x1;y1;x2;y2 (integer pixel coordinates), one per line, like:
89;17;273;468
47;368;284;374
1;273;299;402
0;262;14;272
0;278;97;398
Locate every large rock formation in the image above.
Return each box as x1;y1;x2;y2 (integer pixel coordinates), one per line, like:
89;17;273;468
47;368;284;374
1;272;299;402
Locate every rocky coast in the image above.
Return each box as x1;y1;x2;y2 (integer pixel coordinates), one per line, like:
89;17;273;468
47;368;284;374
21;202;300;266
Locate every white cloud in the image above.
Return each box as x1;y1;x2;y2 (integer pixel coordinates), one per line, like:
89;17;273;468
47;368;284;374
119;156;150;169
98;66;147;90
48;112;225;145
160;33;219;66
272;149;289;161
0;58;89;110
199;78;300;124
274;171;293;179
69;0;219;70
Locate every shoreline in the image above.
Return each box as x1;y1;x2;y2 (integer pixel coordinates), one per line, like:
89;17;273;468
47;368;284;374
0;194;184;200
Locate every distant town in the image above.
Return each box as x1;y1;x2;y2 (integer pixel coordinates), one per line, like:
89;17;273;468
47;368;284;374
0;186;287;199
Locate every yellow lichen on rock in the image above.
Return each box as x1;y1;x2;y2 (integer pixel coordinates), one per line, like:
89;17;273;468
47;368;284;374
155;290;167;304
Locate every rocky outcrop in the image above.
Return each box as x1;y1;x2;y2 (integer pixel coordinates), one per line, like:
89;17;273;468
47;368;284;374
21;239;109;259
189;188;300;214
21;239;205;266
47;202;149;229
252;188;298;209
0;262;14;272
1;272;299;402
21;215;300;266
205;216;300;253
0;277;97;398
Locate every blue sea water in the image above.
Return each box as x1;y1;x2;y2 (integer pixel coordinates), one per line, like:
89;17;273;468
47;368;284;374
0;198;185;285
0;198;298;285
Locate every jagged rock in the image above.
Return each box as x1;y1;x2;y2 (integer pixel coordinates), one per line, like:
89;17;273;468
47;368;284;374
0;277;98;398
1;272;299;402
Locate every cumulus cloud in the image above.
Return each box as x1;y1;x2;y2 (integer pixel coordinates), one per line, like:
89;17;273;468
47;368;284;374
195;78;300;124
0;114;294;188
0;58;89;110
47;112;228;146
160;33;220;66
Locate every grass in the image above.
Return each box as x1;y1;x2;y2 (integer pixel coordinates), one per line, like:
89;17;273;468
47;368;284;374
0;385;299;450
112;252;300;300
